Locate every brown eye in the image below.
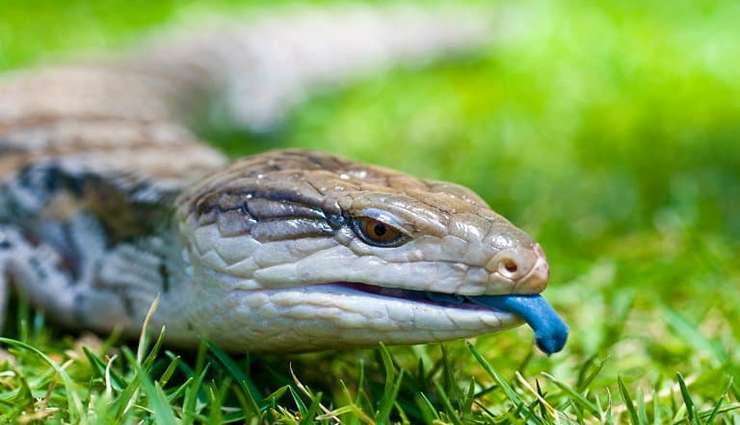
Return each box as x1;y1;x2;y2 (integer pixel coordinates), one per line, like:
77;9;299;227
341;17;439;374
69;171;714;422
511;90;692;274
353;217;407;247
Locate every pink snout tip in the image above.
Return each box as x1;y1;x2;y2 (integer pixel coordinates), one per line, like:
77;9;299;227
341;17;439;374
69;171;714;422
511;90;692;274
519;243;549;293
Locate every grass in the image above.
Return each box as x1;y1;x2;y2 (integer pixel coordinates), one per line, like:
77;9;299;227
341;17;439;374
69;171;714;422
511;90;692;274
1;0;739;423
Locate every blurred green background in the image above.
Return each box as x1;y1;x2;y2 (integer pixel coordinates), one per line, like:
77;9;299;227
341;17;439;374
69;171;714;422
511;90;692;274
1;0;738;421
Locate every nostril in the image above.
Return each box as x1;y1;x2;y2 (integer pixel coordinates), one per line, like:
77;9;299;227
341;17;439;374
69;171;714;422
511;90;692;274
503;259;518;274
498;257;519;278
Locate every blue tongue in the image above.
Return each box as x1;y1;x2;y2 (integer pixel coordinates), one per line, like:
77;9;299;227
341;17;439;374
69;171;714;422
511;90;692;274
471;295;569;354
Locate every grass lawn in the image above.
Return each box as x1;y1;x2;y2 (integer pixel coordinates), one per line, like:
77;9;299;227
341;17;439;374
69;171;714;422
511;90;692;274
1;0;738;423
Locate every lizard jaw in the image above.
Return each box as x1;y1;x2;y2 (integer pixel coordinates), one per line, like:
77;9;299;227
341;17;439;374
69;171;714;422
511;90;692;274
184;283;522;353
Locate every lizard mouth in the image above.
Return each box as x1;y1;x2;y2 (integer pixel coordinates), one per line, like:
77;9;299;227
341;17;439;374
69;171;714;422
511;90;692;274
337;282;488;310
334;282;569;354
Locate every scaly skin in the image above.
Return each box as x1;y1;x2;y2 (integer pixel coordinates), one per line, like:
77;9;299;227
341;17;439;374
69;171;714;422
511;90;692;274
0;5;557;352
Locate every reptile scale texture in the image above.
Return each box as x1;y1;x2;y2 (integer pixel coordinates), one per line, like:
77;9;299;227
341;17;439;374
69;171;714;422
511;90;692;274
0;5;567;354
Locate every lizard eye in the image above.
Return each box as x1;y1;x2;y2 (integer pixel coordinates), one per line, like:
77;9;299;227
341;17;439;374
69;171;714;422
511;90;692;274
352;217;408;247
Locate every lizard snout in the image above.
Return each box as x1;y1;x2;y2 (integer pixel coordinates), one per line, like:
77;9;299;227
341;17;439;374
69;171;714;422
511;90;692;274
485;243;549;293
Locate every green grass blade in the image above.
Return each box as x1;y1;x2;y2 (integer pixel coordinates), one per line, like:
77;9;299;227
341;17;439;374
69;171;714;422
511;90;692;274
158;354;181;388
676;373;698;425
434;380;463;425
703;395;724;425
182;363;210;425
415;392;440;425
543;372;600;416
466;342;521;405
83;346;125;391
167;376;193;403
288;385;308;416
140;368;178;425
376;351;404;425
300;391;323;425
207;341;262;417
0;337;84;423
618;376;640;425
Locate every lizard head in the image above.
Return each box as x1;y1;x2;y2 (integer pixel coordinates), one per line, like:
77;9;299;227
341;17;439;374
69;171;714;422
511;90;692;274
176;149;564;353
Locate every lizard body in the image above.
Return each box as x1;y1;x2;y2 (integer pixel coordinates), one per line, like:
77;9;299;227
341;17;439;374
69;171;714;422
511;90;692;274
0;5;567;353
